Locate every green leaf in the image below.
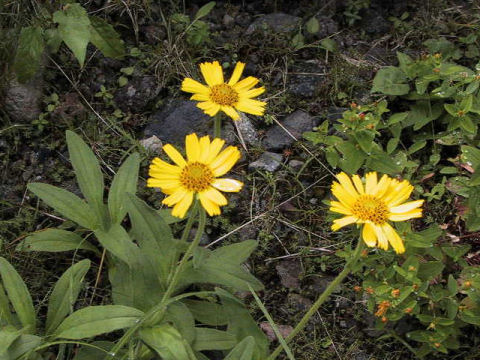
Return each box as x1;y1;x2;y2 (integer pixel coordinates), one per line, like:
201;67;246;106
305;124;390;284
371;67;410;95
460;115;477;134
94;224;139;267
184;300;228;326
126;195;177;285
53;3;91;67
164;301;195;344
193;328;236;351
53;305;144;339
366;151;402;175
447;275;457;296
387;112;408;125
291;33;305;49
305;17;320;34
13;26;44;83
5;334;43;359
335;142;365;174
139;324;196;360
0;283;15;325
108;153;140;224
73;341;117;360
418;261;444;281
461;145;480;169
45;28;62;53
66;131;105;217
0;327;21;356
89;16;125;59
319;38;338;53
407;140;426;155
224;336;255;360
16;229;99;253
353;130;375;152
195;2;216;20
0;257;36;332
28;183;97;229
46;259;91;334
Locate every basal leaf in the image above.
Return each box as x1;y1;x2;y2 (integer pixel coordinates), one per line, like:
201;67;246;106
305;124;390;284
139;324;196;360
94;224;139;267
16;229;99;254
192;328;236;351
224;336;255;360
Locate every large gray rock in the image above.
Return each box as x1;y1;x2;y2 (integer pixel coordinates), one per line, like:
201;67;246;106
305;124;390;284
246;13;301;35
288;61;327;97
144;100;212;144
263;111;317;150
248;152;283;172
4;78;42;122
114;75;161;112
224;113;260;146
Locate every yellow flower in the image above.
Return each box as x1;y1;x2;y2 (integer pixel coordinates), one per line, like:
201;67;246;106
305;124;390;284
329;172;424;254
181;61;266;120
147;133;243;218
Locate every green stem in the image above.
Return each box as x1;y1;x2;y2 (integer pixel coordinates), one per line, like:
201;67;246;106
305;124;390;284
214;114;222;138
267;239;365;360
105;206;207;359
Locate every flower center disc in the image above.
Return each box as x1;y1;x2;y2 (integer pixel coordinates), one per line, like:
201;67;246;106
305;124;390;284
210;84;239;106
352;195;388;225
180;162;214;192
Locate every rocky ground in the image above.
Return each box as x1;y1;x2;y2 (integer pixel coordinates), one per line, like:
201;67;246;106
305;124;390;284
1;1;478;359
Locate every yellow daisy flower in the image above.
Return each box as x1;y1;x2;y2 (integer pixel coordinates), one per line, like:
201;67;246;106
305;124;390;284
329;172;424;254
181;61;266;120
147;133;243;218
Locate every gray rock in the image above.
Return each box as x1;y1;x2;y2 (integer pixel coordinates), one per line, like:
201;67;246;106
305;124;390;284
114;75;161;112
4;78;42;122
288;61;326;97
310;275;335;294
248;152;283;172
246;13;301;35
288;160;305;172
360;10;391;34
223;14;235;27
224;113;260;146
275;260;303;290
263;111;317;151
144;100;212;144
260;322;293;342
139;135;163;153
287;293;312;312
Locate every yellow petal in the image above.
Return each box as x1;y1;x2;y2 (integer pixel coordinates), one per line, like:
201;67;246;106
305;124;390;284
212;178;243;192
163;189;188;206
389;209;423;221
202;187;228;206
150;158;182;175
233;76;259;91
375;174;391;199
365;172;378;194
163;144;186;167
199;192;221;216
331;182;356;208
200;61;224;86
329;200;352;215
197;101;221;116
235;98;266;116
241;86;265;98
384;181;414;207
198;135;211;163
373;224;389;251
205;138;226;163
362;222;377;247
211;147;241;177
336;172;360;199
331;215;357;231
147;178;180;189
181;77;209;94
382;223;405;254
221;105;240;120
389;200;424;214
228;62;245;85
171;191;194;218
185;133;200;162
352;175;365;194
190;93;210;101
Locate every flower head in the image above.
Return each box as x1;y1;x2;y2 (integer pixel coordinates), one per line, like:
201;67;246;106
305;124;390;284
147;133;243;218
329;172;424;254
181;61;266;120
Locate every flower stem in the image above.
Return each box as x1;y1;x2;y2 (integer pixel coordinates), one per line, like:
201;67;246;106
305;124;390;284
214;114;222;138
267;239;365;360
104;205;207;358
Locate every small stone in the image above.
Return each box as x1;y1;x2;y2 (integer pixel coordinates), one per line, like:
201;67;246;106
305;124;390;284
260;322;294;342
309;198;318;205
310;275;335;294
223;14;235;27
4;78;43;122
288;160;305;171
287;294;312;312
140;135;163;153
275;260;303;290
114;76;161;112
248;152;283;172
263;111;317;151
224;113;260;146
288;61;326;98
246;13;301;35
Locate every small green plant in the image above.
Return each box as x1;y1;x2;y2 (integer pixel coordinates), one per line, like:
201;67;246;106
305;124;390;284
170;2;216;47
343;0;371;26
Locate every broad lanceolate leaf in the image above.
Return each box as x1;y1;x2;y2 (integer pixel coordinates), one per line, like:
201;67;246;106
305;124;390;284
89;16;125;59
0;326;21;356
0;257;36;333
5;334;43;359
94;224;139;267
192;328;236;351
53;3;91;67
126;195;177;286
371;66;410;95
224;336;255;360
46;259;91;334
13;26;44;83
66;131;105;223
194;1;216;20
0;283;15;325
16;229;99;254
139;324;196;360
28;183;97;229
108;153;140;224
164;301;195;344
184;299;228;326
53;305;144;339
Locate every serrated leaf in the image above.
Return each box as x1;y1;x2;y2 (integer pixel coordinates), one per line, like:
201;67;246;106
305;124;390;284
89;16;125;59
193;328;236;351
0;257;36;332
371;66;410;95
53;4;91;67
108;153;140;224
28;183;97;229
195;2;216;20
13;26;44;83
46;259;91;334
16;229;99;254
53;305;144;339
